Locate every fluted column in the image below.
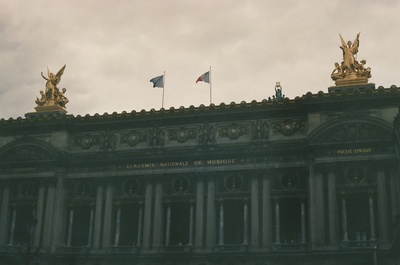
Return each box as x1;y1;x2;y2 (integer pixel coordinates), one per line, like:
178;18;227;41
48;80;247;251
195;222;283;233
165;202;171;246
309;164;317;248
102;184;114;248
42;181;56;249
50;176;66;253
142;180;153;249
8;206;17;245
92;183;104;249
341;194;348;242
66;208;74;247
250;175;259;248
152;178;163;248
205;176;216;249
327;170;338;245
218;200;224;245
0;185;10;246
88;206;94;247
194;176;204;248
389;168;399;222
262;176;272;250
136;202;144;247
243;198;249;245
377;169;389;245
33;183;46;248
301;199;306;243
113;205;121;246
274;199;280;244
316;171;326;244
369;194;376;241
188;201;194;246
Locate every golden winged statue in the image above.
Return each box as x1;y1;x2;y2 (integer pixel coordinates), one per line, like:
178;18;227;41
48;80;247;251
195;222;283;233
331;33;371;86
35;65;69;111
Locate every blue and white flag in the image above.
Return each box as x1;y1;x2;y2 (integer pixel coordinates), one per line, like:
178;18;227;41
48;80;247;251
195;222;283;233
150;75;164;88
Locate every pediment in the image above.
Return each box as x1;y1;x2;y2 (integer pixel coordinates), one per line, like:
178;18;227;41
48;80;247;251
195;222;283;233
0;138;57;163
309;116;393;145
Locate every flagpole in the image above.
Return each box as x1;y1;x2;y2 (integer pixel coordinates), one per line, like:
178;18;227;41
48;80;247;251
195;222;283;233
209;66;212;105
162;71;165;109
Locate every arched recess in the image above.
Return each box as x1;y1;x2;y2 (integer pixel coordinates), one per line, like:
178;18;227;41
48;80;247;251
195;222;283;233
0;137;60;166
308;115;394;146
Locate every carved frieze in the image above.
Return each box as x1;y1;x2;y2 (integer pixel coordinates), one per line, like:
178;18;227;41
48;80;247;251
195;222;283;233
168;127;196;143
75;131;117;150
198;122;216;145
148;126;165;147
120;130;147;146
1;144;53;161
251;120;270;140
273;120;305;136
219;123;249;140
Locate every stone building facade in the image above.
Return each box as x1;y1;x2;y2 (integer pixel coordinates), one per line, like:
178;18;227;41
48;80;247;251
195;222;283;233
0;84;400;265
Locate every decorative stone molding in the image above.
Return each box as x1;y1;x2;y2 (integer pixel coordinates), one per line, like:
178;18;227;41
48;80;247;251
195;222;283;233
273;120;305;136
219;123;249;140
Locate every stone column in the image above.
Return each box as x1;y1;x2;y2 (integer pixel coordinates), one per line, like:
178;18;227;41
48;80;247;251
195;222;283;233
34;183;46;248
218;200;224;245
250;175;259;248
142;180;153;249
377;169;389;245
262;176;272;250
88;206;94;247
136;202;144;247
92;183;104;249
301;199;306;243
369;194;376;241
309;164;317;248
0;185;10;246
389;168;399;221
8;206;16;245
341;194;348;242
327;170;338;245
42;181;56;249
66;208;74;247
189;201;194;246
114;205;121;247
102;184;114;248
50;176;66;253
194;176;204;249
243;198;249;245
274;199;280;244
316;171;326;244
205;175;216;249
152;178;163;248
165;202;171;246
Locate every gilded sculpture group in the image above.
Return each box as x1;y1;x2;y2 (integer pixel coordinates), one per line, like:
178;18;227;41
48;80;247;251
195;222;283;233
331;33;371;83
35;64;69;109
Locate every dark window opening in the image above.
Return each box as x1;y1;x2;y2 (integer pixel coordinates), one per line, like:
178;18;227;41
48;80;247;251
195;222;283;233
118;204;140;246
70;205;91;247
168;202;190;246
13;205;35;245
223;200;245;245
279;198;303;243
346;193;371;241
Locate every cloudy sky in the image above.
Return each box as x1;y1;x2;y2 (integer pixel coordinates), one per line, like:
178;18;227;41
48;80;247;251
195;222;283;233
1;0;400;119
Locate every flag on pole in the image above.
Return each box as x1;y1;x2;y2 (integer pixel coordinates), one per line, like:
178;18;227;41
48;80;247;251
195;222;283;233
196;71;210;83
150;75;164;88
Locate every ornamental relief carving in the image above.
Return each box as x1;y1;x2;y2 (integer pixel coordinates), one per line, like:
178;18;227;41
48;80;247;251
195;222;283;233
120;130;147;146
219;123;249;140
251;119;270;141
168;127;196;143
273;120;305;136
75;131;117;150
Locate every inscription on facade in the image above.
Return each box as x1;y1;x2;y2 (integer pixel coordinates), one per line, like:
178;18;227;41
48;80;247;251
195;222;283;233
126;158;239;169
336;148;372;155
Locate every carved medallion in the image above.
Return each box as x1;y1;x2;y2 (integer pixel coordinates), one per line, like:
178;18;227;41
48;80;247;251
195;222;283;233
121;131;146;146
273;120;305;136
219;123;248;140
